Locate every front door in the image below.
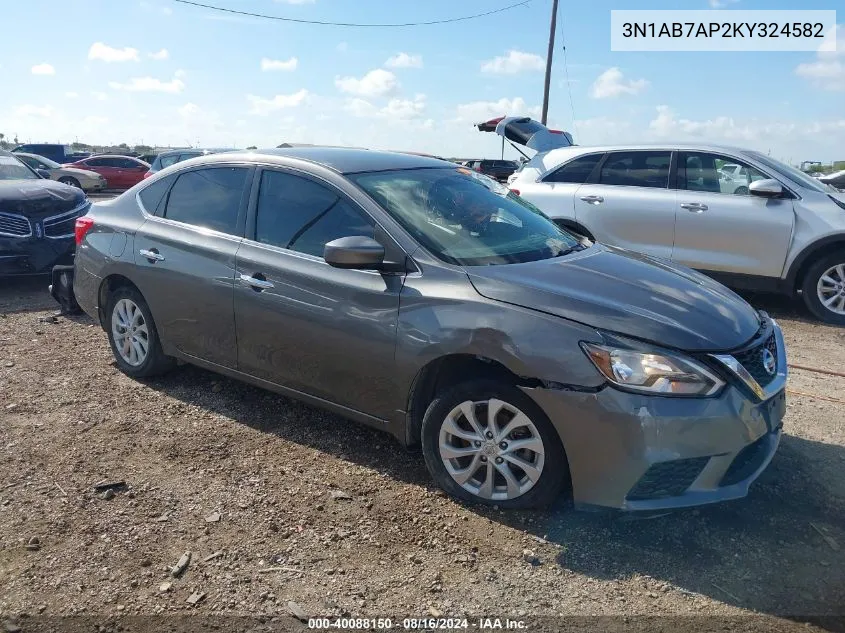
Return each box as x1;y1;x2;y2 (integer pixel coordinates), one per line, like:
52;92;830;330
573;150;677;259
131;165;252;368
234;168;402;420
672;151;794;277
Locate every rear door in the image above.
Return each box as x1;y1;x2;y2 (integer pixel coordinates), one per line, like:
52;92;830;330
81;157;116;185
671;151;794;277
573;150;677;258
131;165;252;368
518;152;604;222
234;167;404;420
120;157;149;187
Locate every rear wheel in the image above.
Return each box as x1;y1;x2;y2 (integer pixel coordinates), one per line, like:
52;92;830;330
801;252;845;325
58;176;81;189
421;380;570;509
105;286;174;377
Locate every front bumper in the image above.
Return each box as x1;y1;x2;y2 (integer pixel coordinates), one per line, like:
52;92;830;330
0;234;75;275
524;320;787;511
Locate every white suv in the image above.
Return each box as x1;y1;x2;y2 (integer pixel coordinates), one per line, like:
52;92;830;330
509;143;845;324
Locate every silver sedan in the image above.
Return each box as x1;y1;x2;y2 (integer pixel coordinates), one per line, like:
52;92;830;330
15;152;107;192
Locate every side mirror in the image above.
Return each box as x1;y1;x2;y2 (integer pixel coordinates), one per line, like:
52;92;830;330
36;169;52;179
749;179;784;198
324;236;385;270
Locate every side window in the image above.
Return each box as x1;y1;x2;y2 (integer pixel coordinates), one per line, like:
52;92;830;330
254;170;374;258
163;167;248;235
178;153;202;163
682;153;769;196
138;174;176;215
544;153;603;184
85;158;107;167
599;151;671;189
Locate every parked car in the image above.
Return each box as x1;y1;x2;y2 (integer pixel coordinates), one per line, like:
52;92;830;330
467;159;521;182
138;153;159;165
144;148;229;180
818;169;845;191
0;150;89;275
508;142;845;325
71;148;786;510
63;155;150;189
14;152;107;192
12;143;90;164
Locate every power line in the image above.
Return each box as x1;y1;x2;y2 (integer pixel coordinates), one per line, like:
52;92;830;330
558;7;578;139
171;0;531;27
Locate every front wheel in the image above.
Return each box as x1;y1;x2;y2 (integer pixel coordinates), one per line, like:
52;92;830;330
801;253;845;325
58;176;81;189
421;380;570;509
105;286;174;377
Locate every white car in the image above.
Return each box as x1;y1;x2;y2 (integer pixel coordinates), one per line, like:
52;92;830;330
508;140;845;324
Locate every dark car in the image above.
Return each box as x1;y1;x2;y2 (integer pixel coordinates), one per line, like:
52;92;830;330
468;159;520;182
819;170;845;191
71;148;786;511
12;144;89;165
63;155;150;190
143;148;229;180
0;150;89;275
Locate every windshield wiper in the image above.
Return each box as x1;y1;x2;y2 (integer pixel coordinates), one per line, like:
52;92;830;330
554;244;587;258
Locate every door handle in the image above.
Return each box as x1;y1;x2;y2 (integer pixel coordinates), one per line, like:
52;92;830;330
239;274;274;291
139;248;165;262
680;202;708;213
579;195;604;204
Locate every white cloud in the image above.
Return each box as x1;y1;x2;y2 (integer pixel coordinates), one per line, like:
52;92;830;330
589;67;648;99
88;42;140;63
179;103;200;116
795;24;845;91
335;69;398;97
65;91;79;99
83;116;109;127
31;63;55;76
92;91;109;101
247;89;309;115
15;105;54;118
385;53;423;69
174;69;187;78
455;97;540;122
148;49;169;61
709;0;739;7
346;94;427;121
109;76;185;93
261;57;298;72
481;50;544;75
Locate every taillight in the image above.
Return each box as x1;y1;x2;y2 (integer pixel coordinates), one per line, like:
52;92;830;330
509;188;520;196
75;216;95;245
142;171;152;179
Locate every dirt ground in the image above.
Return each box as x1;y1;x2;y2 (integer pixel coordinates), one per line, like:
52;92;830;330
1;275;843;632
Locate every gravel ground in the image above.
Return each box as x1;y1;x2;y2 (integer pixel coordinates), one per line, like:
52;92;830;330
0;277;843;632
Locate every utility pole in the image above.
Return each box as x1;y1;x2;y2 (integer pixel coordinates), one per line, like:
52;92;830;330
541;0;559;125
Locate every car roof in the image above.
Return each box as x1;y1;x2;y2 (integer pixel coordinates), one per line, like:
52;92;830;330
155;148;230;157
82;154;143;159
538;142;759;163
192;147;453;175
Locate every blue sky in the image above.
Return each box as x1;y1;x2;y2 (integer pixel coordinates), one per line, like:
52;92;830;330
2;0;842;162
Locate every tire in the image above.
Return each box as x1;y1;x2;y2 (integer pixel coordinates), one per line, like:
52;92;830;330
105;286;174;377
58;176;81;189
801;252;845;325
421;379;570;509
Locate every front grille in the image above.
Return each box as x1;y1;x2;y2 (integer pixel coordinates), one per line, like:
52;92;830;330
0;212;32;238
734;332;778;389
626;457;710;501
43;207;84;238
720;435;770;487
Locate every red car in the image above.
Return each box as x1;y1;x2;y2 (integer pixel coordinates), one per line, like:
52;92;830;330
63;155;150;190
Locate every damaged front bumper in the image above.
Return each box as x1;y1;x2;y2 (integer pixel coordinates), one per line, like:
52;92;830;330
523;323;787;511
0;233;75;275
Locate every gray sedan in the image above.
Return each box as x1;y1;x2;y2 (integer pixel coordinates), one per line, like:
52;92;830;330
70;148;786;510
15;152;106;192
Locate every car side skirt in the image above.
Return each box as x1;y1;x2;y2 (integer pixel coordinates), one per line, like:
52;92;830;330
697;270;791;296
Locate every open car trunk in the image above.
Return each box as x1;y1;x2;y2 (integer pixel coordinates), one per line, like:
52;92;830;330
475;116;574;153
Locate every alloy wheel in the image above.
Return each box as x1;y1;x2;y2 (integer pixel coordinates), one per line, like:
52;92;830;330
438;398;545;501
817;263;845;316
111;298;150;366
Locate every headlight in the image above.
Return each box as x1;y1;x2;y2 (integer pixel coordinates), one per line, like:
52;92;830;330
581;342;724;397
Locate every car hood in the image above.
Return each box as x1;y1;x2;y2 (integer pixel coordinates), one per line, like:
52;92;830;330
465;245;761;352
56;167;101;178
0;178;86;219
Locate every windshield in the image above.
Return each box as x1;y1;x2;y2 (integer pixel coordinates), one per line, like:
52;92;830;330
351;167;582;266
34;155;61;169
0;155;39;181
744;151;835;194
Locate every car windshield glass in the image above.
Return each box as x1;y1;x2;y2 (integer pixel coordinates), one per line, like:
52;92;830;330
0;155;39;180
744;151;834;193
351;167;581;266
36;156;61;169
